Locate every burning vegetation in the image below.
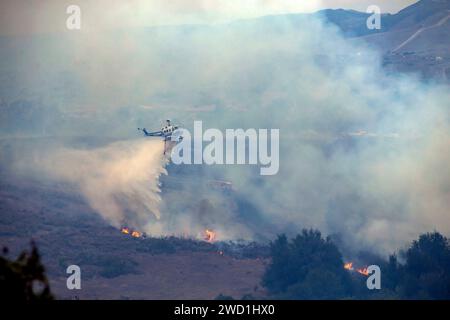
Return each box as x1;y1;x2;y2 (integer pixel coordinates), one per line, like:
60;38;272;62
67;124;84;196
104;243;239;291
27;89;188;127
204;229;216;242
344;262;369;276
121;227;143;238
356;267;369;276
121;227;217;242
131;231;142;238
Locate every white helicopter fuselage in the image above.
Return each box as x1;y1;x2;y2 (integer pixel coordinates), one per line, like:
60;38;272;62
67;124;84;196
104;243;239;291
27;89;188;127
161;125;176;136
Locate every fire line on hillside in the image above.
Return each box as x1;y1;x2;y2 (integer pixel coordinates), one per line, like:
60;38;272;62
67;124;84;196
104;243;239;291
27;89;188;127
344;262;370;276
121;227;143;238
119;227;218;243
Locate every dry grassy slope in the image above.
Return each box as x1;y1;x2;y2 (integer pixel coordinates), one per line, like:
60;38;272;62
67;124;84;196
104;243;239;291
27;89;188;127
0;174;267;300
51;252;267;300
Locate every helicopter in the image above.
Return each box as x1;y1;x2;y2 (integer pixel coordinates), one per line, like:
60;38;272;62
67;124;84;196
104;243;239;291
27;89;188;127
138;119;183;155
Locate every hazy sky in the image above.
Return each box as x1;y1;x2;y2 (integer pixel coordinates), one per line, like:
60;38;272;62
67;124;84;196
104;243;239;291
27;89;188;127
0;0;418;35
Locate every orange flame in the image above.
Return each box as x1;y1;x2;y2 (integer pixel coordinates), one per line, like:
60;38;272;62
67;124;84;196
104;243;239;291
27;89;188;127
121;227;142;238
131;231;142;238
357;267;369;276
204;229;216;242
344;261;369;276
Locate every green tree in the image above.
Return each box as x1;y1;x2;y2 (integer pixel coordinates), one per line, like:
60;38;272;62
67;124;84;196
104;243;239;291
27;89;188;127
400;232;450;299
263;230;352;299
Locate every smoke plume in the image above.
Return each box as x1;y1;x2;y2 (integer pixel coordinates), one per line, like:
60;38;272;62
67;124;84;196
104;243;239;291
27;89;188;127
20;140;167;232
1;7;449;254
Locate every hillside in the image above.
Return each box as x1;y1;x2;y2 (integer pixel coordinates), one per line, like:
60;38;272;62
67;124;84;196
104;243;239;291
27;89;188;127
0;170;268;299
323;0;450;81
252;0;450;81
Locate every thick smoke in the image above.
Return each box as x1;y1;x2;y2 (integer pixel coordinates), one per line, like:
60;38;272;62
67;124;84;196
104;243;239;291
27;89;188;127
1;11;449;253
14;139;168;233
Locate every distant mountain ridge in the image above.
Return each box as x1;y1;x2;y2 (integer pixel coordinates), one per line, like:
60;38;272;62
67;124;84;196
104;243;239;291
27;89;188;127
259;0;450;81
319;0;450;51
